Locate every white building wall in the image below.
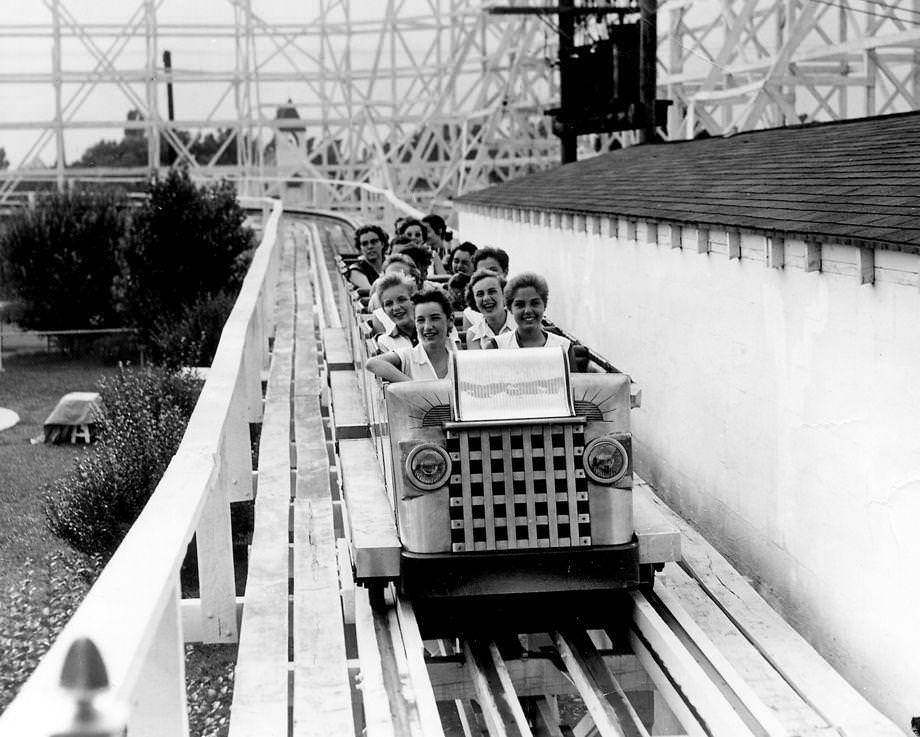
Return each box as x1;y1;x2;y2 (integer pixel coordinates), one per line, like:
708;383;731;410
458;206;920;729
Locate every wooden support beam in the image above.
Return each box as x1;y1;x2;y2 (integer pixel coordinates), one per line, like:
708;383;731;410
487;642;535;737
130;585;189;737
389;592;446;737
551;631;630;737
668;224;682;249
766;235;785;269
354;588;397;737
651;584;788;737
630;592;758;736
292;235;354;737
805;240;822;272
697;227;711;255
292;499;354;737
330;370;370;439
229;233;295;737
336;539;356;625
532;697;567;737
463;639;532;737
602;216;615;238
728;230;741;260
338;438;400;580
634;482;681;564
324;327;354;370
556;630;649;737
858;247;875;285
181;597;243;643
195;464;239;643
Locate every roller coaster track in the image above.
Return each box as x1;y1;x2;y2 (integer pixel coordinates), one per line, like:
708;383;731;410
298;209;888;737
0;204;898;736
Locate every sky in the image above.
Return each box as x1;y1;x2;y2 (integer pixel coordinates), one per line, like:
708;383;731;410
0;0;446;167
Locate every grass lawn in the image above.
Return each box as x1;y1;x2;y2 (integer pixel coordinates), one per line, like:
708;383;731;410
0;349;238;734
0;350;113;592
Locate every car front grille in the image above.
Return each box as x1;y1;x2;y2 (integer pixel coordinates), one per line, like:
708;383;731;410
446;421;590;552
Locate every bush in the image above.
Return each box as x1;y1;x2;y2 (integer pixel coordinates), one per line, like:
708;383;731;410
118;169;253;340
0;551;104;713
43;366;201;557
148;291;237;370
0;188;127;331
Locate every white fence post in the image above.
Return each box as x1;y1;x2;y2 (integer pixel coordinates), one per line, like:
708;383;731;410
49;639;127;736
194;455;239;644
244;309;265;423
129;583;189;737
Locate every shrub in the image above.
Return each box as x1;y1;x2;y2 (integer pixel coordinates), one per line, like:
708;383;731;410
0;188;127;331
118;169;253;340
43;366;201;557
0;551;104;713
148;290;237;370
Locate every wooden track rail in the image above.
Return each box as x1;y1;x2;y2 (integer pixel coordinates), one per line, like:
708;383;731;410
0;203;903;737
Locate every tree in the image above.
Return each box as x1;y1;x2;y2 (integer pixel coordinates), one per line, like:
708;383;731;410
118;168;253;338
72;137;148;168
0;147;8;170
0;188;126;330
189;128;238;166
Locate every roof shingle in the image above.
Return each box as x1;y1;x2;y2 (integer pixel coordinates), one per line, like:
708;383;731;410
454;112;920;252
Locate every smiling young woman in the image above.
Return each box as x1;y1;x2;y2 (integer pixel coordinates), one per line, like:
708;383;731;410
365;289;455;382
373;273;417;352
487;272;577;366
465;269;516;350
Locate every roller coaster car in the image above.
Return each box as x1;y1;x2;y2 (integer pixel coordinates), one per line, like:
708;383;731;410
378;346;678;630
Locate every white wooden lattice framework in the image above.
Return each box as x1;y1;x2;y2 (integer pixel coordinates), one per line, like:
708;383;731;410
0;0;917;208
665;0;920;138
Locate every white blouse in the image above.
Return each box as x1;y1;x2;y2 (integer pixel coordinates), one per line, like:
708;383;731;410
394;342;453;380
467;310;516;347
493;330;571;351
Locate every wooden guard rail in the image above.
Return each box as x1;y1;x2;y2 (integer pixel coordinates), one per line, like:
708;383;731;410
0;197;283;736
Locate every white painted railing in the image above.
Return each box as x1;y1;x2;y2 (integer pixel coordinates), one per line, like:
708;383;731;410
0;197;284;736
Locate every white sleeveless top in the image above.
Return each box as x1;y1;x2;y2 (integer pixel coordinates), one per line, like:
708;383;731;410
493;330;571;351
394;342;454;380
467;310;516;347
377;330;413;353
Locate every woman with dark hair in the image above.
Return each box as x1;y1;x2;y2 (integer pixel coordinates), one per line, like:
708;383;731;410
398;217;448;275
348;225;389;291
397;218;428;246
422;213;451;260
446;272;471;312
448;241;477;276
365;289;455;382
471;246;510;277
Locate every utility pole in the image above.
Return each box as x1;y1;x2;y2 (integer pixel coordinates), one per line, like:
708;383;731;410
558;0;577;164
638;0;657;143
163;50;175;165
163;50;175;122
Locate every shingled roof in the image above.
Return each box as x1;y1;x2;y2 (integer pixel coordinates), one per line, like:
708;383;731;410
454;111;920;252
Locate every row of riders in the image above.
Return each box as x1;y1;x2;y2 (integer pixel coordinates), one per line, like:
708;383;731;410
345;215;576;383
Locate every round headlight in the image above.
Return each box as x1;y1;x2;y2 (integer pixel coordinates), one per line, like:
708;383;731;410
583;436;628;484
405;444;452;491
